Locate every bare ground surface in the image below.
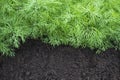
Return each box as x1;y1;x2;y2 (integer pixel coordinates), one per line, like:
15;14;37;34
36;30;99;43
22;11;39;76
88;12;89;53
0;39;120;80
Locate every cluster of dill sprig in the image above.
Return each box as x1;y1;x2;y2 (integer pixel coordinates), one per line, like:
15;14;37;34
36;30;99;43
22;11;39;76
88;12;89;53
0;0;120;56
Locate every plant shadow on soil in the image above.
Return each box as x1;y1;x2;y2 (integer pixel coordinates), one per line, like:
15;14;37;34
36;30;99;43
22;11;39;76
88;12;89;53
0;39;120;80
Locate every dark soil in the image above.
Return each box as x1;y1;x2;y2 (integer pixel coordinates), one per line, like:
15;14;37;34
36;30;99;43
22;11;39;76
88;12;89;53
0;40;120;80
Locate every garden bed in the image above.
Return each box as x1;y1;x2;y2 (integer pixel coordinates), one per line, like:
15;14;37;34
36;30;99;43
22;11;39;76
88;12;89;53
0;39;120;80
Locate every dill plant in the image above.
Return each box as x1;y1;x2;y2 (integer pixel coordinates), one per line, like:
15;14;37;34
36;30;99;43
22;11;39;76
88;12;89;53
0;0;120;56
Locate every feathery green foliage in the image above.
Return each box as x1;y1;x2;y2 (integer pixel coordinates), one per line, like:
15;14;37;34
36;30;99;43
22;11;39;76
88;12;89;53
0;0;120;56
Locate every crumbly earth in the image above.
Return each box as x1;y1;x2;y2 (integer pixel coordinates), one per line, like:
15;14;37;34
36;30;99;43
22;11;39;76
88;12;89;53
0;40;120;80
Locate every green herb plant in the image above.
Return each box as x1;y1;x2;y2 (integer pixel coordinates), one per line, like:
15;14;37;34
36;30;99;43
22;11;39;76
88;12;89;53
0;0;120;56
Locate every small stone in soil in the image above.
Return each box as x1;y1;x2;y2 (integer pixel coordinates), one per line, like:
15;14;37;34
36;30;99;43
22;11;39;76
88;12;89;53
26;71;31;76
